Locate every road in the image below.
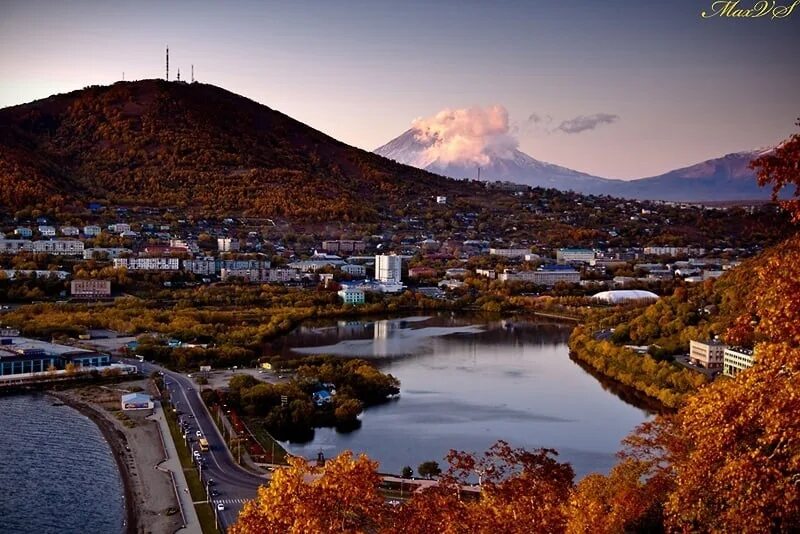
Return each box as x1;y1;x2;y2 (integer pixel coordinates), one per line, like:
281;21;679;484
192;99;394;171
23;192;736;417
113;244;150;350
127;359;269;531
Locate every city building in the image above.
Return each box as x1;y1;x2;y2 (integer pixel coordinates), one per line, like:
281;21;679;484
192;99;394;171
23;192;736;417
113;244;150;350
489;248;530;258
220;268;270;283
288;253;346;272
0;337;109;377
591;290;659;304
14;227;32;238
108;223;131;233
113;257;180;271
376;254;402;284
83;247;132;260
557;248;595;264
408;267;437;278
3;269;70;280
498;266;581;286
31;240;84;256
321;240;366;254
83;225;101;237
0;239;31;254
60;226;80;236
723;347;756;377
436;196;447;204
218;237;240;252
38;225;56;237
689;339;727;369
338;285;366;305
340;264;366;277
475;268;497;279
70;279;112;299
183;257;217;276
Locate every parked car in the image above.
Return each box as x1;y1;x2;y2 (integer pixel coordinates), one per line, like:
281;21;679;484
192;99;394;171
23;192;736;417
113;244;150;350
196;430;202;438
217;503;225;511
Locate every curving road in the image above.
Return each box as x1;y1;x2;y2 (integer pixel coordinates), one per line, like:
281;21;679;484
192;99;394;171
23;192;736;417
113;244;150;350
125;359;269;531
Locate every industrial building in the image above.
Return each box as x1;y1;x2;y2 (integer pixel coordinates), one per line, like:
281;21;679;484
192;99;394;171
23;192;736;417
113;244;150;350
0;336;109;377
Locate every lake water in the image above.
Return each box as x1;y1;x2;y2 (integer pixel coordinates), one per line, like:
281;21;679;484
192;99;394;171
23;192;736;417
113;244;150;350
276;314;653;478
0;394;125;534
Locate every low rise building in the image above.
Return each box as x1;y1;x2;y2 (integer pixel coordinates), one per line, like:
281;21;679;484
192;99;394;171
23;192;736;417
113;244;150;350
489;248;530;258
322;240;366;255
14;227;32;238
83;225;101;237
340;264;366;277
557;248;595;264
83;247;132;260
60;226;80;236
121;392;154;411
0;239;31;254
38;225;56;237
498;267;581;286
0;337;109;377
109;223;131;233
71;279;112;299
113;257;180;271
408;267;437;278
338;285;366;305
183;257;217;275
475;268;497;279
689;339;727;369
31;240;84;256
723;347;756;377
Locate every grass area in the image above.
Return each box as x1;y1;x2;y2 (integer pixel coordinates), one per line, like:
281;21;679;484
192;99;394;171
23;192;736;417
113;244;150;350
161;389;221;533
241;416;289;464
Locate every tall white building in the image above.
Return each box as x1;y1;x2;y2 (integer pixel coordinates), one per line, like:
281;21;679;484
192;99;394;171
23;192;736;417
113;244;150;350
218;238;240;252
375;254;402;284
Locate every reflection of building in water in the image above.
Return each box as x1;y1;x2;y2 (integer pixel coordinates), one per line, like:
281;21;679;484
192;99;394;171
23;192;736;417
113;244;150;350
336;321;367;337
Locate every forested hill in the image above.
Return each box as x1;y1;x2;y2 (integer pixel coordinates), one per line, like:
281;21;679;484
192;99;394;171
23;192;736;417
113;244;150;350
0;80;469;220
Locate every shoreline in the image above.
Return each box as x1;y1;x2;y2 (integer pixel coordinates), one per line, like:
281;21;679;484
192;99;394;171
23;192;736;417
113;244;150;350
49;390;138;534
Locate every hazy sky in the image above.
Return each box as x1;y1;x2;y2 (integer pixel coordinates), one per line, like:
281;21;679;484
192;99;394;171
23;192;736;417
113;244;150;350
1;0;798;178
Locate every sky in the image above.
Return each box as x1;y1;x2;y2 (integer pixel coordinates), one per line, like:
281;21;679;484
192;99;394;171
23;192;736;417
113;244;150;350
1;0;798;179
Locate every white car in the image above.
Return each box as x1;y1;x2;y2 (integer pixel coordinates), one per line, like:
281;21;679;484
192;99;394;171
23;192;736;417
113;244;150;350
217;503;225;511
196;430;202;438
193;451;201;459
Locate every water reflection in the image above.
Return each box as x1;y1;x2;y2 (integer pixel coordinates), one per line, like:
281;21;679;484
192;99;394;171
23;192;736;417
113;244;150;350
275;314;652;478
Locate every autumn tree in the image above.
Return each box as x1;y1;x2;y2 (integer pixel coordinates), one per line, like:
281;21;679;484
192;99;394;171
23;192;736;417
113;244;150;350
750;118;800;221
230;453;386;534
417;461;441;479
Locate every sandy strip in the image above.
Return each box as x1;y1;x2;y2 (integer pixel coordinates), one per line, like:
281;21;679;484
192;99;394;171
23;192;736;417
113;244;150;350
51;383;183;534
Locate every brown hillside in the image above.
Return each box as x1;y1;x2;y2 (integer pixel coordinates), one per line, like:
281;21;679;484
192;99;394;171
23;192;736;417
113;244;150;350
0;80;466;220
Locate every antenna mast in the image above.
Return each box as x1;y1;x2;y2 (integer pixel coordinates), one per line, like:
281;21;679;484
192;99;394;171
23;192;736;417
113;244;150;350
177;67;181;82
477;166;481;181
166;45;169;80
191;64;194;83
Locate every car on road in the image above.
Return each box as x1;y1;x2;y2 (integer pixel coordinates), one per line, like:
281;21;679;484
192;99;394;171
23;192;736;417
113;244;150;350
196;430;202;438
217;503;225;511
210;490;220;497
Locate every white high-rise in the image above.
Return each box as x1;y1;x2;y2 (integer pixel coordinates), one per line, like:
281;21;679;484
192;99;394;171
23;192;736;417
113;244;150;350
375;254;402;284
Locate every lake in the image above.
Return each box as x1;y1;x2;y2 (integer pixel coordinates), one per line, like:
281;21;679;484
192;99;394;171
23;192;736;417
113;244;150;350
274;314;653;478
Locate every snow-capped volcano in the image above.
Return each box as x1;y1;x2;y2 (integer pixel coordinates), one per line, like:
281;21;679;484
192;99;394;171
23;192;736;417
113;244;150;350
375;127;777;202
375;128;620;195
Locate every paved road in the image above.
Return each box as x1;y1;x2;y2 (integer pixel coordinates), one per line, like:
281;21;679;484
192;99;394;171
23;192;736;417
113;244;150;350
126;359;268;531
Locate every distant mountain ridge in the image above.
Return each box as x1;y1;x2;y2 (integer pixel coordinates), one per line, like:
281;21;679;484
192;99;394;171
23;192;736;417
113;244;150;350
375;128;775;202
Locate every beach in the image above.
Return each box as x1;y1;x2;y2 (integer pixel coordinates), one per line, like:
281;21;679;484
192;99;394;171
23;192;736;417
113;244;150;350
51;379;183;534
